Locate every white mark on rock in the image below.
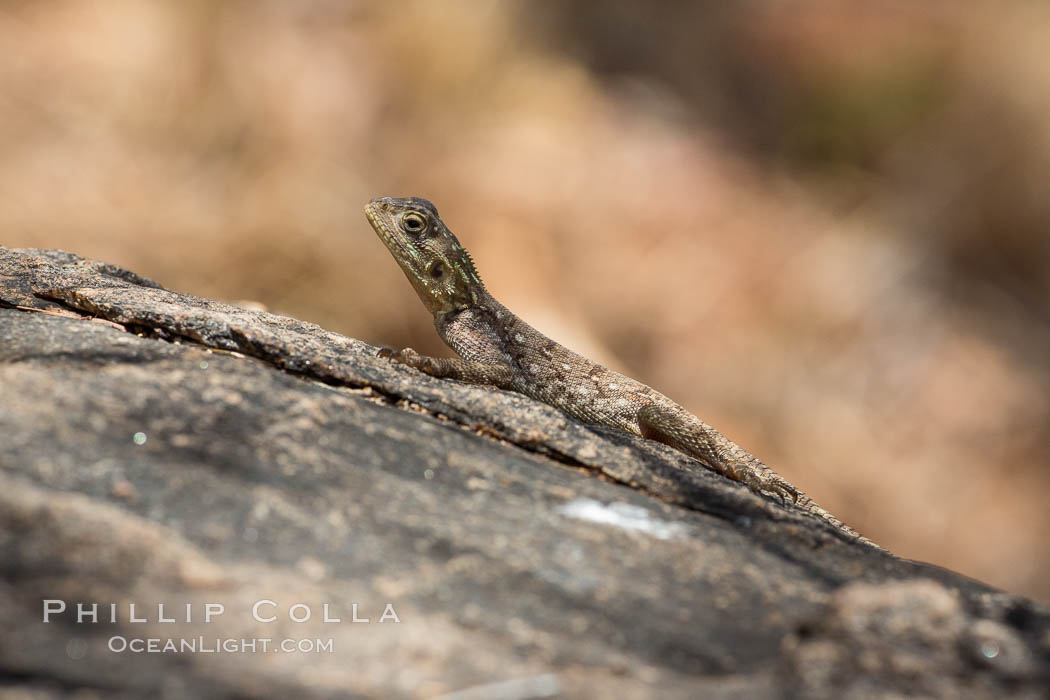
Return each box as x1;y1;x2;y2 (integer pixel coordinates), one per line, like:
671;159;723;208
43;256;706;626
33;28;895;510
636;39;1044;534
556;499;691;540
433;674;560;700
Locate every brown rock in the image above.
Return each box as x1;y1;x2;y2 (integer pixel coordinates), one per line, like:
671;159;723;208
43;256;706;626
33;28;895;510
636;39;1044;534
1;246;1047;698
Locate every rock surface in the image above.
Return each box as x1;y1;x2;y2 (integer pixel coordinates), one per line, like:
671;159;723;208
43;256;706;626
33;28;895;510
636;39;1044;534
1;245;1047;699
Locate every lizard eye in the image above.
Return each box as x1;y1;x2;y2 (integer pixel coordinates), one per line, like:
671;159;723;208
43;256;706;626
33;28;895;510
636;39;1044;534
402;213;427;235
429;262;444;279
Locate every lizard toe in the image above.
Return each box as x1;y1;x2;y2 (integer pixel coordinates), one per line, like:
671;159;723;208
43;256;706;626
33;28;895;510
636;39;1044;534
756;473;798;506
377;346;427;370
393;348;423;367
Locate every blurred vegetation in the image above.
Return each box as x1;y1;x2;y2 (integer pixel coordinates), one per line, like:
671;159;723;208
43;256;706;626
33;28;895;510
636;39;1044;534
2;0;1047;602
779;59;947;173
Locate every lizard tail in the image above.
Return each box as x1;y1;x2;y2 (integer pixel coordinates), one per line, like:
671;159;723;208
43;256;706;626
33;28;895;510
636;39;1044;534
792;490;883;550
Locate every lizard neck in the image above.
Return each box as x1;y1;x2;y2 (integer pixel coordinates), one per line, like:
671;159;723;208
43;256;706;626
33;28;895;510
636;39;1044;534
434;288;501;327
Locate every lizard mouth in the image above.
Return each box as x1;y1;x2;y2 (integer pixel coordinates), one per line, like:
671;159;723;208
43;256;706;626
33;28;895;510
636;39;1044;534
364;202;409;258
364;200;429;286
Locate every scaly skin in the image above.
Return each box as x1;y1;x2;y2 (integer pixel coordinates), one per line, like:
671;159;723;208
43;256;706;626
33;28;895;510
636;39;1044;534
364;196;875;546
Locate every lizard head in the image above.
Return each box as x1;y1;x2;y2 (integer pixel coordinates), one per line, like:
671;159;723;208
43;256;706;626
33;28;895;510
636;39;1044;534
364;196;484;316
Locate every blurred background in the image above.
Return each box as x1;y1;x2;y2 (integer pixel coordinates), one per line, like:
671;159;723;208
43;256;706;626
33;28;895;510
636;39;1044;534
2;0;1047;602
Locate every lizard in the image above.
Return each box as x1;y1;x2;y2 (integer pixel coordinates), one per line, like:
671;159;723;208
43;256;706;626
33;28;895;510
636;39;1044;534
364;195;875;546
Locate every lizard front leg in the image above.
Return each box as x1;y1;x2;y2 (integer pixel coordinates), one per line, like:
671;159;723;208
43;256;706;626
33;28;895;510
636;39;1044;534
378;347;515;389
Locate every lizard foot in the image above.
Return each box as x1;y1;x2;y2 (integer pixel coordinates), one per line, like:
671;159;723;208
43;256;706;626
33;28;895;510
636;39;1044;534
377;347;439;374
742;470;799;506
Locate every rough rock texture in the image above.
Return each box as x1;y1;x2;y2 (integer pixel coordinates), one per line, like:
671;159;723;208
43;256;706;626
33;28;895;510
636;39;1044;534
1;245;1047;699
